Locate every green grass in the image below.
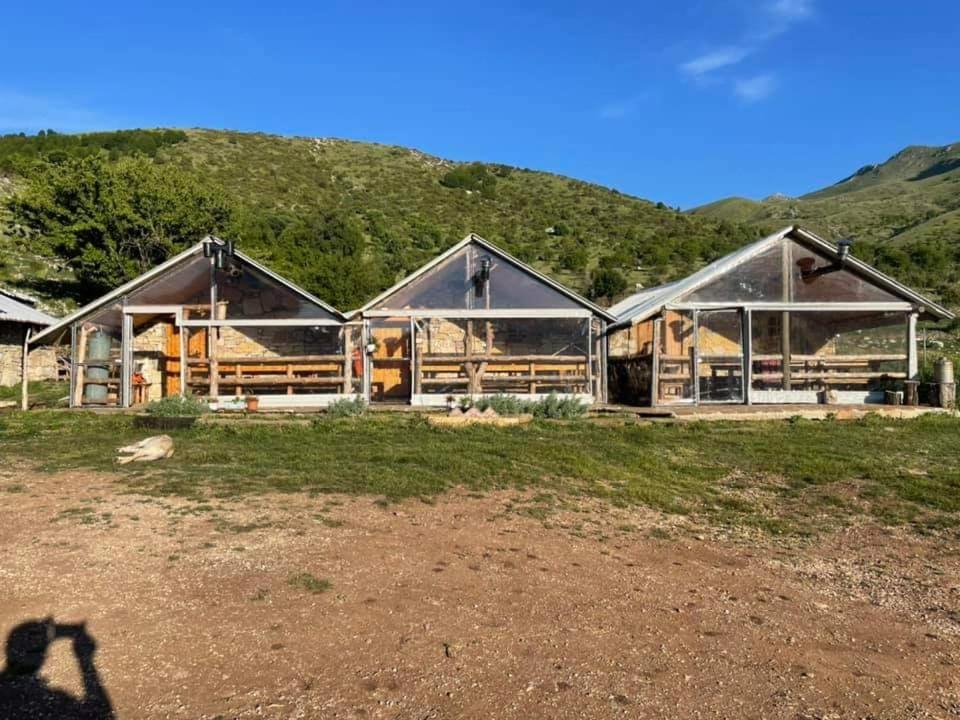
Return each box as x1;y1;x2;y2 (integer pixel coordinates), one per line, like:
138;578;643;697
0;380;69;409
3;411;960;535
287;572;331;594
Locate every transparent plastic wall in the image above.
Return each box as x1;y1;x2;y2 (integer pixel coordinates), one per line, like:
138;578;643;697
375;245;582;311
415;317;590;395
656;310;696;403
697;310;744;403
685;237;903;305
751;310;907;393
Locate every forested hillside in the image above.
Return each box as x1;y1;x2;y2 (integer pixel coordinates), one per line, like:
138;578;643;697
693;142;960;305
0;129;761;312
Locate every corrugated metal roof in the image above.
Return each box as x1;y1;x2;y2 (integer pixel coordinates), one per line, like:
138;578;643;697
608;226;954;325
0;291;56;326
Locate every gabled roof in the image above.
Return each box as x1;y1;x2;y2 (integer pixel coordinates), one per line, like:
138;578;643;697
30;236;346;344
0;289;56;326
609;225;954;325
351;232;616;321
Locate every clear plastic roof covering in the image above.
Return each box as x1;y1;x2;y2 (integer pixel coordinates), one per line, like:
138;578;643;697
125;254;339;320
373;244;582;311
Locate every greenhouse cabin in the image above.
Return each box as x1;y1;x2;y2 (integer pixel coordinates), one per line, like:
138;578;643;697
29;237;355;410
352;233;615;406
607;226;954;407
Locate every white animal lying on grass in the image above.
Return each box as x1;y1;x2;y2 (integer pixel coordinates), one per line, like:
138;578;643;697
116;435;175;464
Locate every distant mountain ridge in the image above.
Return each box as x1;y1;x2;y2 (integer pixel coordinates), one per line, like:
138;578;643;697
692;141;960;245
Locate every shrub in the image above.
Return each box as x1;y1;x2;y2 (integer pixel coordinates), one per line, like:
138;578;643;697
325;397;366;418
530;393;588;419
144;395;210;417
461;393;587;419
473;394;532;416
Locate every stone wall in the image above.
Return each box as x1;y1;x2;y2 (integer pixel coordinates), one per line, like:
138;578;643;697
0;322;60;387
416;318;585;357
217;326;340;357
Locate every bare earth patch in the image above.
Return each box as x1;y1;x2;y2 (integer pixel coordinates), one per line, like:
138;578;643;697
1;463;959;719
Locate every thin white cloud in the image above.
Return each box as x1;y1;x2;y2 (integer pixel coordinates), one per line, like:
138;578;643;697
752;0;815;39
680;47;751;76
0;90;112;133
768;0;814;21
678;0;814;102
734;73;777;102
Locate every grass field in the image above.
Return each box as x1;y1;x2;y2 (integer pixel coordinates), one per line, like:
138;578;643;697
3;408;960;536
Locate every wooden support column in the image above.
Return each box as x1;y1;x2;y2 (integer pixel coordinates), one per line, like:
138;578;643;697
651;318;662;407
343;326;353;395
20;327;32;411
907;312;919;380
692;310;701;404
121;312;133;408
743;309;753;405
179;321;188;398
208;327;219;399
586;319;593;397
408;318;417;399
74;324;89;407
69;324;77;408
781;238;792;391
465;319;476;395
413;323;422;397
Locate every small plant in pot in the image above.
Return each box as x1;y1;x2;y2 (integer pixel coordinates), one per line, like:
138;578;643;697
244;395;260;412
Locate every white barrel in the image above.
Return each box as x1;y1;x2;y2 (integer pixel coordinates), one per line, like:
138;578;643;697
935;358;954;384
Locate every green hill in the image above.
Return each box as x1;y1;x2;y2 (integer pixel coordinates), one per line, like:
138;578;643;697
0;128;761;313
692;141;960;304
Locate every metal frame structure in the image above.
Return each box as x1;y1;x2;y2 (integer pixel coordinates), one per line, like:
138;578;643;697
607;226;954;407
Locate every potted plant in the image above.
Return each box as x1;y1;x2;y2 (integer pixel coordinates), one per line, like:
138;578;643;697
365;336;380;354
245;395;260;412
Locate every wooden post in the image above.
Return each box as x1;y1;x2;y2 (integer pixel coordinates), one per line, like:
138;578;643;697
586;319;593;398
651;318;661;407
20;327;32;411
209;327;219;399
530;361;537;395
343;326;353;395
121;312;133;408
74;324;89;407
69;324;77;408
781;239;792;391
907;312;919;380
743;309;752;405
692;310;701;404
465;319;476;395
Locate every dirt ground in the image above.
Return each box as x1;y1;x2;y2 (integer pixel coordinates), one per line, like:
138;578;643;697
1;463;959;719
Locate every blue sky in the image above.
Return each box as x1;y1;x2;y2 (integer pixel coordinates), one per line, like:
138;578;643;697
2;1;958;208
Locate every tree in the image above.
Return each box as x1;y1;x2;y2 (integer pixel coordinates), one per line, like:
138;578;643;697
587;267;628;301
8;155;232;296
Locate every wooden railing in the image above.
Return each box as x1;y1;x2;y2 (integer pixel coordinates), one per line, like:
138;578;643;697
187;355;352;395
415;354;589;395
751;353;907;385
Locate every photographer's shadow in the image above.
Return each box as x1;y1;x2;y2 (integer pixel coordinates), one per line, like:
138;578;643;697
0;618;115;719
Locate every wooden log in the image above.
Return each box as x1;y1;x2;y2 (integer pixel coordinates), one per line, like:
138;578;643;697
934;382;956;410
74;324;88;407
904;380;919;407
